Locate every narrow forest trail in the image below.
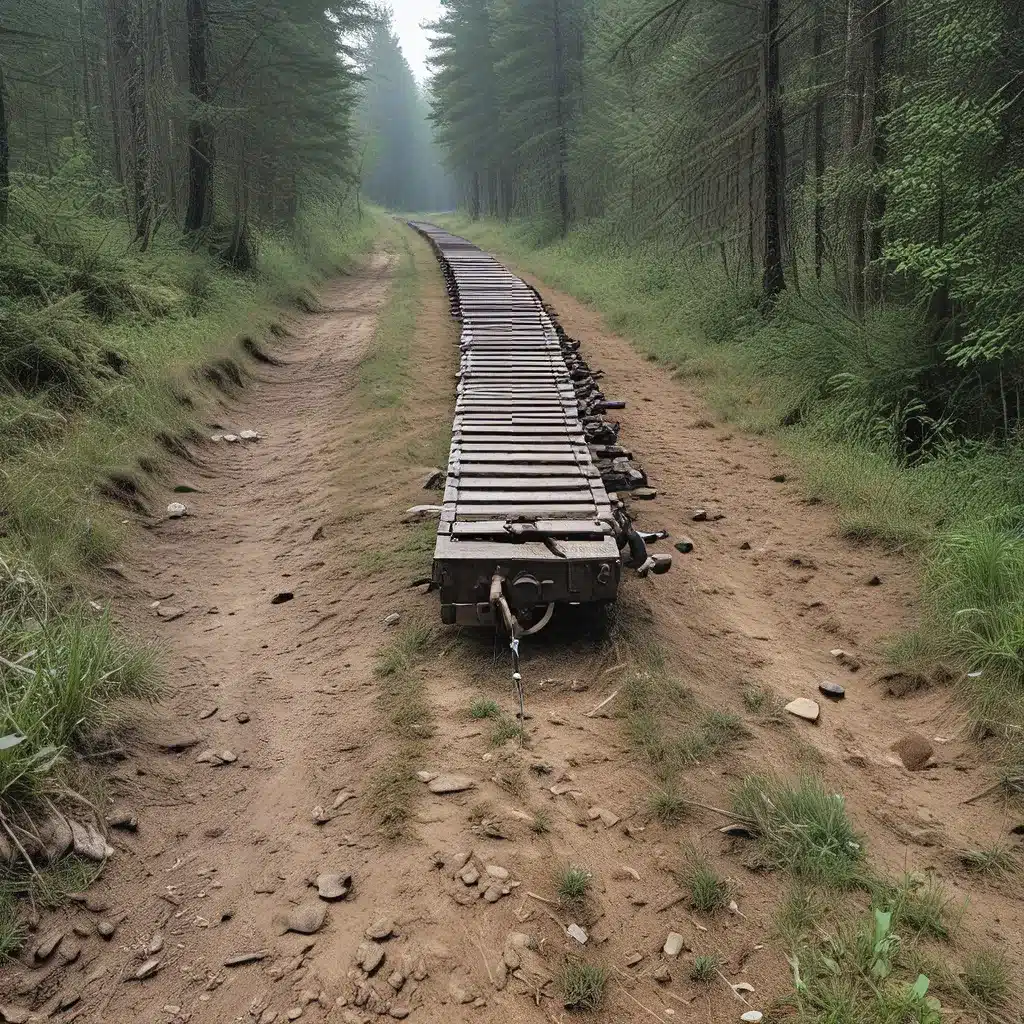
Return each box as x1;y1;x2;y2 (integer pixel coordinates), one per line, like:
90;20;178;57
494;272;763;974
2;225;1021;1024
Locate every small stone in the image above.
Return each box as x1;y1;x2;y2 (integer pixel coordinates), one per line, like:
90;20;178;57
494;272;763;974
448;981;474;1005
427;774;475;794
482;884;503;903
771;473;787;483
357;943;385;974
612;865;641;881
73;923;93;938
566;923;588;944
163;1008;181;1016
275;903;327;936
390;1006;410;1020
415;771;437;783
423;468;445;490
652;965;671;983
259;1012;279;1024
588;806;620;828
741;1013;764;1023
473;998;486;1008
485;865;509;880
312;805;329;825
866;575;882;586
460;866;480;886
333;790;355;809
891;733;934;771
133;958;162;981
156;605;184;621
739;540;751;550
58;939;81;965
218;749;237;764
674;537;694;553
34;930;63;962
147;932;164;953
830;649;861;671
728;900;740;915
625;952;643;967
692;509;708;521
413;958;429;981
271;591;294;605
37;813;73;862
236;711;251;724
383;613;400;626
239;430;261;441
819;681;846;700
286;1009;303;1021
97;920;116;939
0;1006;30;1024
387;971;405;992
366;918;394;940
317;872;352;901
663;932;685;957
785;697;820;722
161;734;199;752
632;487;657;499
223;434;239;442
166;502;188;518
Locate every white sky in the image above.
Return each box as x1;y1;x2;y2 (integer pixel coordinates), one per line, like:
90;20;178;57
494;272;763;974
390;0;443;83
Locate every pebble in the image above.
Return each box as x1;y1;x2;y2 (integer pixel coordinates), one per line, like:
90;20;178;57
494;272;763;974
460;866;480;886
106;809;137;832
587;806;620;828
166;502;188;518
692;509;708;521
333;790;355;809
652;965;671;983
485;865;509;880
387;971;405;992
819;681;846;700
625;952;643;967
365;918;394;940
34;931;64;962
449;982;474;1005
427;774;476;794
271;591;294;605
566;924;588;944
358;943;385;974
390;1006;410;1020
287;1009;303;1021
383;613;401;626
69;818;111;861
719;824;754;839
891;733;934;771
741;1013;764;1023
224;951;269;967
674;537;694;553
0;1007;30;1024
317;872;352;901
830;648;861;671
236;711;251;724
239;430;261;441
632;488;657;499
785;697;820;722
663;932;685;957
133;958;162;981
156;604;184;621
415;771;437;783
482;884;503;903
147;932;163;953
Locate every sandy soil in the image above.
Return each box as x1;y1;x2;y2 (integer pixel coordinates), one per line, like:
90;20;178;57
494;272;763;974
1;226;1021;1024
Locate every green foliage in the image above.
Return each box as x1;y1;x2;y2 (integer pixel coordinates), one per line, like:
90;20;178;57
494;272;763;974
689;954;721;983
560;957;606;1012
470;698;501;719
556;864;591;908
962;949;1011;1006
686;861;730;914
733;774;864;887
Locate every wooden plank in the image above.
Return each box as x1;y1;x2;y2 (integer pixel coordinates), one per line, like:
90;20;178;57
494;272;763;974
453;503;610;516
456;490;594;504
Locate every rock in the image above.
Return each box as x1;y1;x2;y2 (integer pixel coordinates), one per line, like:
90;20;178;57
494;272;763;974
333;790;355;809
416;771;437;783
220;749;237;763
663;933;685;958
37;813;73;862
312;806;329;825
271;591;294;605
771;473;787;483
740;540;752;550
652;965;671;983
383;613;401;626
286;1009;303;1021
133;958;162;981
830;649;861;671
161;734;199;752
357;942;386;974
239;430;261;441
106;809;138;832
866;575;882;586
166;502;188;518
365;918;394;940
390;1006;410;1019
427;775;475;794
0;1007;30;1024
317;873;352;901
275;903;327;936
485;865;509;880
236;711;251;724
69;818;109;861
566;924;588;944
449;981;475;1005
423;469;445;490
34;930;64;962
156;605;184;621
612;865;641;881
260;1012;279;1024
460;866;480;886
819;681;846;700
625;952;643;967
785;698;820;723
224;951;269;967
740;1013;764;1023
482;884;503;903
632;488;657;499
413;958;429;981
147;932;163;953
890;733;934;771
728;900;740;915
692;509;708;521
97;920;116;939
387;971;405;992
587;806;620;828
674;537;694;554
223;434;239;443
73;923;92;938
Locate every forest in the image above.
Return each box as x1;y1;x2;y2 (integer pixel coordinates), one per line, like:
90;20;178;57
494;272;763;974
429;0;1024;734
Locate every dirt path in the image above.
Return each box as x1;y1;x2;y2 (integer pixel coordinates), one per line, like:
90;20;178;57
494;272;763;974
3;225;1021;1024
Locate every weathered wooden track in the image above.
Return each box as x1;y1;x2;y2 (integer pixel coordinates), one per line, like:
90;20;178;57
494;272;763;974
408;222;669;630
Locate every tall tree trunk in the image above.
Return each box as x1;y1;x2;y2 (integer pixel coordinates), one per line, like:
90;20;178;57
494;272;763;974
813;0;826;281
0;61;9;229
79;0;93;131
185;0;214;232
552;0;571;238
866;0;889;302
470;168;480;220
761;0;786;304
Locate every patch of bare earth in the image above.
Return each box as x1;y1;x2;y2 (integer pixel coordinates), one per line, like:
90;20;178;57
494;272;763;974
3;230;1021;1024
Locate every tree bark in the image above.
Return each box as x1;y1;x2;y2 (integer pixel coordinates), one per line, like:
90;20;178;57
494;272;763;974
0;61;9;229
185;0;214;232
813;0;825;281
866;0;889;302
79;0;93;131
552;0;571;237
761;0;786;304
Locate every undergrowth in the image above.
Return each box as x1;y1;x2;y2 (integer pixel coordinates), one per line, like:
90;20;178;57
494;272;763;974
437;211;1024;743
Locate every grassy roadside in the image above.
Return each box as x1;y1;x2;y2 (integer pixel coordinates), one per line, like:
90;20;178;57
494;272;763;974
0;198;380;945
434;212;1024;752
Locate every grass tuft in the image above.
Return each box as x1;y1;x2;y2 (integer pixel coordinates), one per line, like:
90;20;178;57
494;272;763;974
375;622;437;679
962;949;1010;1006
733;774;864;887
649;787;687;825
689;954;721;983
491;714;528;747
878;874;955;941
529;808;551;834
364;758;418;841
560;957;606;1012
556;864;591;908
957;844;1020;877
687;862;730;913
470;698;501;719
